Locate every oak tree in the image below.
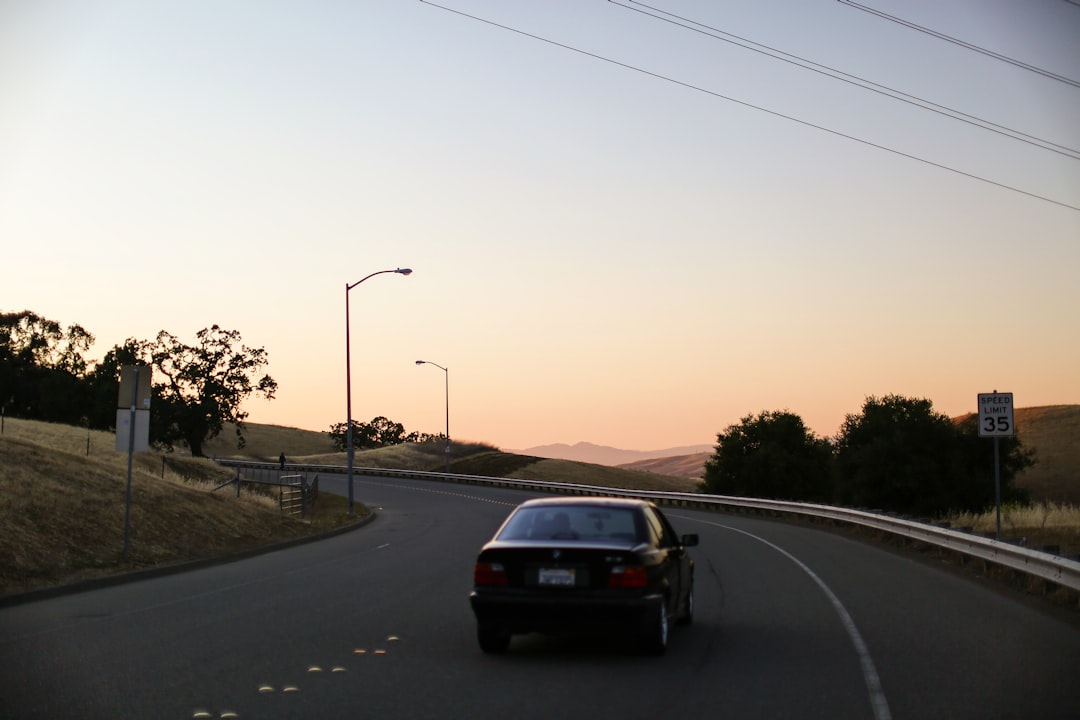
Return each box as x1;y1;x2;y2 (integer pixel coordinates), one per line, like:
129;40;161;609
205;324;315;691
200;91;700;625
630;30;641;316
702;410;833;501
833;394;1032;516
147;325;277;457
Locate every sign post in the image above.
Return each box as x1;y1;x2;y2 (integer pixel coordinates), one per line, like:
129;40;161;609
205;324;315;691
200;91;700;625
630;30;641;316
977;391;1014;539
117;365;152;558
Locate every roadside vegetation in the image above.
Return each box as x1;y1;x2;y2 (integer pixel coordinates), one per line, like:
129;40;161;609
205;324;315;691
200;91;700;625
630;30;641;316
703;396;1035;517
1;310;279;458
702;397;1080;554
945;502;1080;555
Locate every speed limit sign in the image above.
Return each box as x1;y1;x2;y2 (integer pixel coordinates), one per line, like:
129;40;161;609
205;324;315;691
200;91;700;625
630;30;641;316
977;392;1014;437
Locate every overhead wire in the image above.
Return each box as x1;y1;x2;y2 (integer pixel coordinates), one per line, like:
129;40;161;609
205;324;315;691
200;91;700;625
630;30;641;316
615;0;1080;160
836;0;1080;89
417;1;1080;213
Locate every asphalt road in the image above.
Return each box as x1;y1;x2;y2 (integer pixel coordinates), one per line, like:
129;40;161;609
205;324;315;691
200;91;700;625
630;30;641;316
1;475;1077;719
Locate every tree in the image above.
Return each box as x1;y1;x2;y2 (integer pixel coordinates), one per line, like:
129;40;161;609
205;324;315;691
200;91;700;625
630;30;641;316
953;413;1033;507
0;310;94;424
833;394;1033;516
327;417;440;451
147;325;277;456
702;410;833;501
83;339;148;429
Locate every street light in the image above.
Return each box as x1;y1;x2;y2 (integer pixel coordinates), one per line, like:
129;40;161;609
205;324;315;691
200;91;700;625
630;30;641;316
415;360;450;474
346;267;412;515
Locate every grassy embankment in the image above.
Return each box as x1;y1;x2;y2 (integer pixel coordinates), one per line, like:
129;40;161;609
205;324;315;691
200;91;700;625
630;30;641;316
0;419;363;596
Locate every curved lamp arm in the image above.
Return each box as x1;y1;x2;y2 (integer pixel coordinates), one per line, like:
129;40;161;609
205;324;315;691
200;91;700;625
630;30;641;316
345;267;413;514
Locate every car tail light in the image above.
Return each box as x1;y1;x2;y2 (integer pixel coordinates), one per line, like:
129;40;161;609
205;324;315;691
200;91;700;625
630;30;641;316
608;565;647;588
474;562;508;586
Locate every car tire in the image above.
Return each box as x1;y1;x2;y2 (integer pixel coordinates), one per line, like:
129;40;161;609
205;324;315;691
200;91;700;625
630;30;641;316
477;622;510;654
677;582;694;626
640;598;669;655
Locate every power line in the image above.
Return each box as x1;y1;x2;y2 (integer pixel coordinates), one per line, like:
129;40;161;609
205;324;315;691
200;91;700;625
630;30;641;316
616;0;1080;159
837;0;1080;89
418;1;1080;213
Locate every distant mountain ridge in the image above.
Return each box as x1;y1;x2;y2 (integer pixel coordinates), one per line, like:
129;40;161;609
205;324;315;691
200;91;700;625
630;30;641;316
511;441;713;467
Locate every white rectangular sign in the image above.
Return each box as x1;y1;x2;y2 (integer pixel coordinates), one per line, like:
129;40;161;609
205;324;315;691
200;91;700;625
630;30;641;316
977;392;1014;437
117;365;152;410
116;408;151;452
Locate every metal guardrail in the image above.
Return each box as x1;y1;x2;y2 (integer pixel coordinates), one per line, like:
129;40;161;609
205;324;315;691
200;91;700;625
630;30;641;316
215;459;1080;593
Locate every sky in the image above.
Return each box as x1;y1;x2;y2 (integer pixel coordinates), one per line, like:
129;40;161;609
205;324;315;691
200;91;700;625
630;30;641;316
2;0;1078;452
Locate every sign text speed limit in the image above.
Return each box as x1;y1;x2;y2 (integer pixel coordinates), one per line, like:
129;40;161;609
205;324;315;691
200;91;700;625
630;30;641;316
977;392;1014;437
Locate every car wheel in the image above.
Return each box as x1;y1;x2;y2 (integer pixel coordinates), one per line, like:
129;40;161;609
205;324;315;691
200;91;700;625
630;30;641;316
640;598;669;655
477;622;510;654
678;582;694;626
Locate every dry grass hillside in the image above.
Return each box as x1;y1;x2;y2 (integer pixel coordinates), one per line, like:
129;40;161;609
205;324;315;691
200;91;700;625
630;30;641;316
990;405;1079;505
202;422;337;459
620;451;711;480
0;421;364;598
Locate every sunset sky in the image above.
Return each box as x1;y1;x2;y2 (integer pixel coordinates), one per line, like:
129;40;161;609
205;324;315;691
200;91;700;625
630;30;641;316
2;0;1078;452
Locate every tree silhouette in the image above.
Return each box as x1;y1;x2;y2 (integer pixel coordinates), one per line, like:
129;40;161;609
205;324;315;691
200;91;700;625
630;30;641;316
147;326;277;457
834;394;1032;516
702;410;832;501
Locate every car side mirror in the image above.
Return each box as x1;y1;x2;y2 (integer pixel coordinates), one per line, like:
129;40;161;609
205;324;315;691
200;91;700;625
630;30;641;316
681;534;699;547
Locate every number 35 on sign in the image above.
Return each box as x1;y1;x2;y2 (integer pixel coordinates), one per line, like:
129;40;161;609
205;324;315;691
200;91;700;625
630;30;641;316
977;392;1014;437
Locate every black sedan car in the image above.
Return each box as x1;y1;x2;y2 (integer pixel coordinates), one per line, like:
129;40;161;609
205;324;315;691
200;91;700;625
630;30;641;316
469;496;698;655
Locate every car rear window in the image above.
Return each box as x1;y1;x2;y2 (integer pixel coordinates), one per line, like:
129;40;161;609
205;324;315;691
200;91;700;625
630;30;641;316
498;506;643;543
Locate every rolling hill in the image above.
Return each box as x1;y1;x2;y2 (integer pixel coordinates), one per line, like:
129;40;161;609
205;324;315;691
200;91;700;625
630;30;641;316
510;441;713;466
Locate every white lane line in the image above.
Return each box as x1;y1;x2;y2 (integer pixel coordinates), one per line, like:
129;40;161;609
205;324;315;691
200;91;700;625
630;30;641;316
677;515;892;720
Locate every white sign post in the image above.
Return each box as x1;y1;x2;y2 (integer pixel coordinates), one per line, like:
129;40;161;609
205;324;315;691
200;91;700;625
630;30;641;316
117;365;152;558
977;391;1014;539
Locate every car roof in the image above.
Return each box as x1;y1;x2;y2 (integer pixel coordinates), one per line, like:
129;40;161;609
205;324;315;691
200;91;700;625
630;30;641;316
516;496;652;510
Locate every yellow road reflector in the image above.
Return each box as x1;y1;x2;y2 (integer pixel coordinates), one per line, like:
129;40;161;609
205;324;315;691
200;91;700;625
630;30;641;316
282;686;300;694
387;635;400;642
258;685;274;694
307;666;323;673
193;711;212;719
220;712;239;719
331;666;347;673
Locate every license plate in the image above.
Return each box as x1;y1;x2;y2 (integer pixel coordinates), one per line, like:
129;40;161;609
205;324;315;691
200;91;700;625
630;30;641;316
538;568;576;587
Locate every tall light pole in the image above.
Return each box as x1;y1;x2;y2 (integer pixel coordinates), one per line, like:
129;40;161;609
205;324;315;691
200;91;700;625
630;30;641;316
346;267;412;514
415;360;450;474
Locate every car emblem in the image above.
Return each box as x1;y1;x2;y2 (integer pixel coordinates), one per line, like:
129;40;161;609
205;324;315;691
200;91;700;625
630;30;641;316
552;549;562;560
